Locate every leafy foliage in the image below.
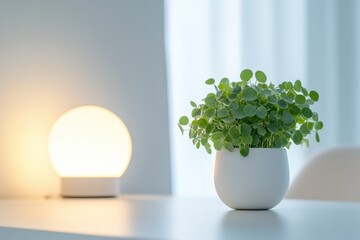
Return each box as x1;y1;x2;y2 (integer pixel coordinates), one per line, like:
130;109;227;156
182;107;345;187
178;69;323;157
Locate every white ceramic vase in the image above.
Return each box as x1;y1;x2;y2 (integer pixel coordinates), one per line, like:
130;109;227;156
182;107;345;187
214;148;289;210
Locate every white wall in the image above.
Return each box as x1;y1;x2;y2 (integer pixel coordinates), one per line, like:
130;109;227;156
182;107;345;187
0;0;171;198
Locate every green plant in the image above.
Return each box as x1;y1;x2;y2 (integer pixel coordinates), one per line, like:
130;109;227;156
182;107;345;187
178;69;323;157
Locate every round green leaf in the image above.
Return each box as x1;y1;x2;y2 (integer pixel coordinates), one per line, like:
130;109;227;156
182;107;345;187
279;136;288;147
282;111;294;124
244;104;257;117
241;123;251;136
268;95;278;104
232;86;242;94
217;107;229;118
211;131;223;140
295;95;306;104
213;140;223;151
278;99;288;109
242;135;253;145
191;120;198;126
281;93;293;103
201;136;208;146
261;89;272;96
302;87;309;96
205;94;216;107
274;136;288;148
309;91;319;101
216;90;224;99
287;92;296;101
179;116;189;125
267;122;280;133
312;112;319;121
251;134;260;146
205;78;215;85
198;118;208;129
190;101;197;107
229;126;240;139
189;129;196;138
242;87;258;101
222;117;235;123
306;99;315;105
218;97;230;105
220;77;229;85
294;80;302;92
300;123;310;134
240;69;253;82
255;70;267;83
315;121;323;130
230;102;239;111
269;111;280;120
206;124;214;134
191;108;201;117
205;108;215;118
232;138;241;147
289;104;301;115
224;142;234;152
292;130;303;145
307;122;314;131
256;106;267;119
286;82;293;90
257;126;267;136
221;117;235;123
296;117;305;124
228;93;237;101
301;107;313;118
205;145;212;154
274;138;282;148
240;146;250;157
232;106;246;119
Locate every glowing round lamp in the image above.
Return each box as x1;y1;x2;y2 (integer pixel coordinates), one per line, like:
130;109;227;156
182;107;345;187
48;105;132;197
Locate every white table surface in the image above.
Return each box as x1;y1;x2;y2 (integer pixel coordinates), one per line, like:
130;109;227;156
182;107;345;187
0;195;359;240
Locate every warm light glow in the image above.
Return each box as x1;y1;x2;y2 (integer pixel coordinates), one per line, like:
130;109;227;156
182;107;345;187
48;106;132;178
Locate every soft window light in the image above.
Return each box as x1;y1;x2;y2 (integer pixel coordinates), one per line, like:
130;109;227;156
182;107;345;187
48;105;132;197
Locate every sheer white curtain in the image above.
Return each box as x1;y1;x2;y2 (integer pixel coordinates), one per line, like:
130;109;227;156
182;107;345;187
165;0;242;197
307;0;360;149
166;0;360;197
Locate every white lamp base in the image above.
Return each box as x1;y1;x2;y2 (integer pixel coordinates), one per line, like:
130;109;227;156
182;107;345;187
61;177;119;198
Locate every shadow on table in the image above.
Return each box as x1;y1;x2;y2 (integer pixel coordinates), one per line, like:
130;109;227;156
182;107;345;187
219;210;286;239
